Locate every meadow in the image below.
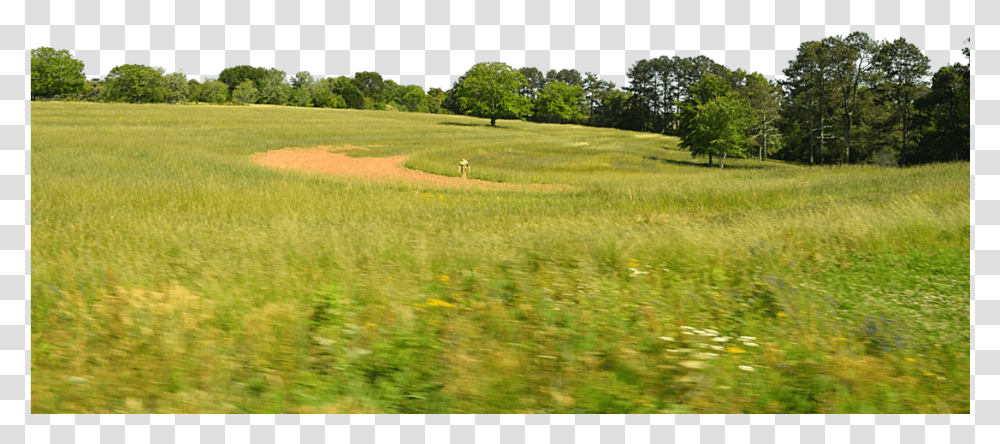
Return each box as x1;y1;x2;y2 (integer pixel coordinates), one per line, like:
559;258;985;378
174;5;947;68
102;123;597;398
31;102;970;414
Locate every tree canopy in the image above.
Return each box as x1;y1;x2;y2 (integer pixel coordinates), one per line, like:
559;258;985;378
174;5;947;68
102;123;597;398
455;62;532;127
100;64;171;103
31;47;88;99
681;93;756;168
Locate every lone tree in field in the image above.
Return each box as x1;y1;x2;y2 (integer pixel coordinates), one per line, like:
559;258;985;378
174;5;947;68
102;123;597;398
31;47;88;100
455;62;531;126
682;93;756;168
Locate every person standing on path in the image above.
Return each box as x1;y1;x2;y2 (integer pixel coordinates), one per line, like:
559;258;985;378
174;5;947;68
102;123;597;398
459;159;470;179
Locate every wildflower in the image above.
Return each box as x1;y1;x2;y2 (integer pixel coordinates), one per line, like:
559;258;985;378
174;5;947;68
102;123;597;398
905;358;916;362
739;336;756;342
937;376;947;381
777;312;786;317
426;299;455;308
712;337;729;343
694;330;705;335
710;345;725;351
739;365;755;372
682;331;694;335
440;275;450;282
743;342;758;347
681;326;695;330
699;353;719;358
727;347;746;354
366;323;377;327
660;336;674;342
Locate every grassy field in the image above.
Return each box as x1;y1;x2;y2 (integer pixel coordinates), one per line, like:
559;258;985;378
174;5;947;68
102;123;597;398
31;102;970;414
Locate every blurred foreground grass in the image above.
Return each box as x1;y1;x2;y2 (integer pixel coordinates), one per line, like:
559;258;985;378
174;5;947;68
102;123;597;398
31;102;969;414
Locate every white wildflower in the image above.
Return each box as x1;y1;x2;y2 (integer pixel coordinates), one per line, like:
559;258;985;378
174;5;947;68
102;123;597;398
660;336;674;342
712;337;729;342
681;326;695;330
743;342;759;347
710;345;725;351
739;365;755;372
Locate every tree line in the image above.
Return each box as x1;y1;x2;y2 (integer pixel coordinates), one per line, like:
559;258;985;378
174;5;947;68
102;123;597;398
31;31;969;167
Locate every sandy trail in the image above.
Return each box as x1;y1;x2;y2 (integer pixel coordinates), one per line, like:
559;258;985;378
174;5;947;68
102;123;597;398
250;146;571;191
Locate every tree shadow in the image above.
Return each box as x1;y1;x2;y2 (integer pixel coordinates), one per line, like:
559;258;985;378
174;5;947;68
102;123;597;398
438;122;513;129
644;155;769;170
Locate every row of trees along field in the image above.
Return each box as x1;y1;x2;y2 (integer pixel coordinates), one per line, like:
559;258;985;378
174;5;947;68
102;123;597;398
31;31;969;167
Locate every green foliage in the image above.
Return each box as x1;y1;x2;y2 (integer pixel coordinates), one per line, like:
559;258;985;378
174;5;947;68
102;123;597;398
354;71;385;102
289;87;313;107
323;76;364;109
232;80;259;105
312;88;335;108
455;62;532;126
873;37;931;166
162;72;191;104
31;47;88;99
218;65;269;94
100;64;171;103
680;93;755;168
291;71;315;90
913;64;969;163
738;72;783;161
398;85;429;113
256;69;291;105
191;79;230;104
518;67;546;99
426;87;445;114
534;81;586;123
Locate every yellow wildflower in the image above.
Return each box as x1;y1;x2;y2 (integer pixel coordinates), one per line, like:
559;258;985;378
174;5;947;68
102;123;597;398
427;299;455;308
727;347;746;354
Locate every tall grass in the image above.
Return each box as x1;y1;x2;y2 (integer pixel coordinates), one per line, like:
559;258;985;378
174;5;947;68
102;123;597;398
31;102;969;414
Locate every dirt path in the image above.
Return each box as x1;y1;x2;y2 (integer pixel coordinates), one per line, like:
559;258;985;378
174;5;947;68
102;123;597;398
250;146;572;191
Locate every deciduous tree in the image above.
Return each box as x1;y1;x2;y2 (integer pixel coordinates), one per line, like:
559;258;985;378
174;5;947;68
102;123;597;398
534;81;585;123
455;62;531;127
100;64;170;103
681;93;755;168
31;47;88;99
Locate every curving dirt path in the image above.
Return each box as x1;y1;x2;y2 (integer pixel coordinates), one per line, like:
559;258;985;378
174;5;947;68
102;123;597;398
250;146;572;191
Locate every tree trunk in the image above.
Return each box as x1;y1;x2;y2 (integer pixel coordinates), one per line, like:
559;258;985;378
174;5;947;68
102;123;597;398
491;116;496;127
719;151;727;168
709;153;713;165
